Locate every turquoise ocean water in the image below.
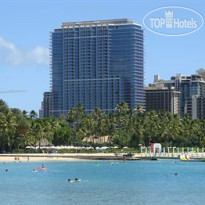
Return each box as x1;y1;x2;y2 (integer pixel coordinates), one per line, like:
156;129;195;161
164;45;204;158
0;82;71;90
0;160;205;205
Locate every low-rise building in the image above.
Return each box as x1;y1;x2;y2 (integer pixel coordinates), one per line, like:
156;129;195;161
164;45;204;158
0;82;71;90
151;73;205;116
145;85;180;115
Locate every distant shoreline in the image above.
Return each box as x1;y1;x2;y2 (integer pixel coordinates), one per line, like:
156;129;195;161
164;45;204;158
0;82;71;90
0;153;139;162
0;152;204;162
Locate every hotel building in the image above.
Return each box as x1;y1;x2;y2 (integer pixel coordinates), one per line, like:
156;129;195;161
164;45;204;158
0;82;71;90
49;19;144;116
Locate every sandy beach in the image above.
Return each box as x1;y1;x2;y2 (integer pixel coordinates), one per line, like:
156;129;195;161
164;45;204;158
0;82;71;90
0;153;123;162
0;152;204;162
0;156;88;162
0;153;133;162
0;154;94;162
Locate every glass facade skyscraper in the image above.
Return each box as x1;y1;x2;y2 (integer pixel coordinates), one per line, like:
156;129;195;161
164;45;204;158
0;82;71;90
50;19;144;116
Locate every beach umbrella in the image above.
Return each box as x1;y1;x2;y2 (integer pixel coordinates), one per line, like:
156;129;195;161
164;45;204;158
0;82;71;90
67;146;73;149
101;146;109;150
26;146;35;149
86;146;94;150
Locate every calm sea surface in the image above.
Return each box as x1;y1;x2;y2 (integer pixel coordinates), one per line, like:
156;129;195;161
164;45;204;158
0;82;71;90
0;160;205;205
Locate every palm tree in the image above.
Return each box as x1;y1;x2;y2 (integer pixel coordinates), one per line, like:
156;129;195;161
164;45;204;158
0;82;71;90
29;110;38;120
22;110;28;118
91;108;107;142
52;119;73;146
0;111;17;152
116;101;130;131
13;113;31;151
67;103;85;125
0;100;9;114
158;112;181;147
140;110;159;146
104;114;117;143
30;119;53;150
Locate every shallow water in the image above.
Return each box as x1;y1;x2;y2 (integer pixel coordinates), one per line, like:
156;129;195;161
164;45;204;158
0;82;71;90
0;160;205;205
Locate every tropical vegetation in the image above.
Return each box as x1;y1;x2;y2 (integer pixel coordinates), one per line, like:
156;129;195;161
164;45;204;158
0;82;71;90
0;99;205;153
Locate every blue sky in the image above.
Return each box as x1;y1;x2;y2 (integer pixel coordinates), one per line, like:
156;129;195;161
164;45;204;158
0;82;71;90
0;0;204;113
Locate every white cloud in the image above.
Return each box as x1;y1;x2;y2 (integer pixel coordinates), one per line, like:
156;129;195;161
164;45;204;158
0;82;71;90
0;36;49;67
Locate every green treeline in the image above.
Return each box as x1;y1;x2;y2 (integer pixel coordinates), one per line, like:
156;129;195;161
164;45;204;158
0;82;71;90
0;100;205;153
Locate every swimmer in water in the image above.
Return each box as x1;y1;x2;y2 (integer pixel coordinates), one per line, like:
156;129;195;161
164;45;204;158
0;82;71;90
174;173;178;176
94;162;99;166
68;179;75;183
5;169;8;172
68;178;81;183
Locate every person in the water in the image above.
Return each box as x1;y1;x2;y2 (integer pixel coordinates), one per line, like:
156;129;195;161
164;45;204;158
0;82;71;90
94;162;99;166
68;178;81;183
68;179;75;183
